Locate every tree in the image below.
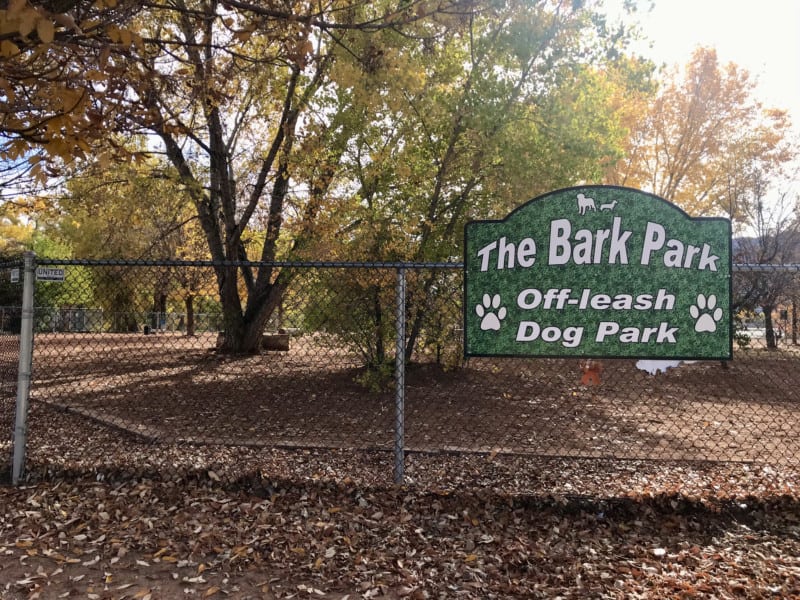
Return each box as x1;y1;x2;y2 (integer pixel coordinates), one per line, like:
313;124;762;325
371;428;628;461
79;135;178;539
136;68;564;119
605;46;800;348
0;0;150;177
0;201;34;254
75;0;483;352
18;0;642;355
58;159;195;258
297;0;643;360
608;47;796;215
56;159;211;332
732;176;800;349
173;218;215;336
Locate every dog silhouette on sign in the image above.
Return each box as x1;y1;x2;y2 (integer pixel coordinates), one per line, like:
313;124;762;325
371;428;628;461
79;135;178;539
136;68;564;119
577;193;596;215
600;200;617;211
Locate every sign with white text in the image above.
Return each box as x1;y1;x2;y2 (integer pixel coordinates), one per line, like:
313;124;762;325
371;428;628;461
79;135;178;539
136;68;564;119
36;267;65;282
464;186;732;359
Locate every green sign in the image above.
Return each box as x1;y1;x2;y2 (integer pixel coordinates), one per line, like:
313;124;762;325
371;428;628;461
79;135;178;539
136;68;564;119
464;186;732;359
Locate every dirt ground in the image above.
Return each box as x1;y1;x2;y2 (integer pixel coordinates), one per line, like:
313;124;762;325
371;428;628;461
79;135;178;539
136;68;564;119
10;331;800;466
2;332;800;598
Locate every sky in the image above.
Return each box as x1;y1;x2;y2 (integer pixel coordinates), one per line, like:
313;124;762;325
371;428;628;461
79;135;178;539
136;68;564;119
607;0;800;141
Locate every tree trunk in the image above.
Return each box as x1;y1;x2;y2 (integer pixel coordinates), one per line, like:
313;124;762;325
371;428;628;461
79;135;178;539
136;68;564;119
185;294;195;337
373;285;385;366
405;272;438;362
764;305;777;349
152;290;167;331
241;284;287;352
216;263;289;353
217;263;247;351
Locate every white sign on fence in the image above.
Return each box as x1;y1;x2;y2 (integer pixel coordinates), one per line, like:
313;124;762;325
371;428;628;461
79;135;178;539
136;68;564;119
10;268;19;283
36;267;65;282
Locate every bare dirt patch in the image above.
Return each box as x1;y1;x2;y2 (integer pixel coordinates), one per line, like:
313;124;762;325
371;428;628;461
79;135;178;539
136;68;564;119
22;332;800;465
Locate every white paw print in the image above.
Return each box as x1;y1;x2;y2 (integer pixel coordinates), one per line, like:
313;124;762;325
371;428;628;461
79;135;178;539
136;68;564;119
476;293;506;331
690;293;723;333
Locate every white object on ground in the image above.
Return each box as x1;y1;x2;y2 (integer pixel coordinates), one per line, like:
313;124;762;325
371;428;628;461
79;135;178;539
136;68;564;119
635;360;696;375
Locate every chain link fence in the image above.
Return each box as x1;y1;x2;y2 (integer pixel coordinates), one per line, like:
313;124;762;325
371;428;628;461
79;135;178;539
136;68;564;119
5;256;800;484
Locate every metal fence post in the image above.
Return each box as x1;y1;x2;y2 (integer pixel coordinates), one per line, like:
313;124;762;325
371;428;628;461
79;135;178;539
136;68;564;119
12;251;35;485
394;267;406;484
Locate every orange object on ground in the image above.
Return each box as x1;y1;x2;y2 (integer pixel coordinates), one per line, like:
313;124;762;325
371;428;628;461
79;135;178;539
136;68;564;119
580;360;603;386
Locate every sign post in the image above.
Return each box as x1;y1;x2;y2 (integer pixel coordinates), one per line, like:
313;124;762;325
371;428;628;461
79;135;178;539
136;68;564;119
464;186;731;359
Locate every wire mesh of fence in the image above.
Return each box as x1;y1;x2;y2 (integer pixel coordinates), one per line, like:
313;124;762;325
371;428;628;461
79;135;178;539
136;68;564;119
4;258;800;486
0;263;22;482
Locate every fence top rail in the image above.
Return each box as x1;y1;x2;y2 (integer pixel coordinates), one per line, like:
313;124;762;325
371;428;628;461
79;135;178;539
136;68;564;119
733;263;800;272
34;258;464;269
25;257;800;272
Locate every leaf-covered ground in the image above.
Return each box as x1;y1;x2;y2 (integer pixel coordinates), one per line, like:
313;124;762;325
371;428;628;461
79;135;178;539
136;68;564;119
2;445;800;599
2;335;800;597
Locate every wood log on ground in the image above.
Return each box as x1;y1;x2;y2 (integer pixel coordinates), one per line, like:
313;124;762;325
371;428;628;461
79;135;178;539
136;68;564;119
215;331;290;351
261;333;290;351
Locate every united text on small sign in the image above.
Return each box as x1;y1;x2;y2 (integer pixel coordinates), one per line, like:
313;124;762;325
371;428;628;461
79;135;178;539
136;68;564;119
36;267;65;282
